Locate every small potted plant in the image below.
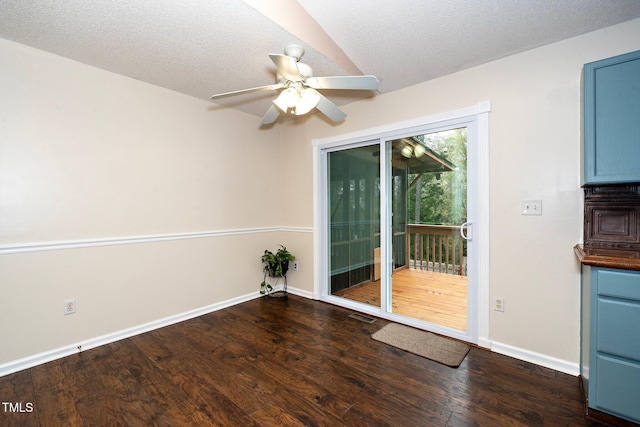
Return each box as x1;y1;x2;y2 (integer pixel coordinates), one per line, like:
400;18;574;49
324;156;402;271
260;245;295;296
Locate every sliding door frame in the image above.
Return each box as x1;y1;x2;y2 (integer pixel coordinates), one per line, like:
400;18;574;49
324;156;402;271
312;102;491;347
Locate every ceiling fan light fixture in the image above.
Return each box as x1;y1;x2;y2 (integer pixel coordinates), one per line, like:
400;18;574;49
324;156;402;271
273;87;298;112
293;88;320;115
210;45;379;124
401;145;413;158
273;87;320;116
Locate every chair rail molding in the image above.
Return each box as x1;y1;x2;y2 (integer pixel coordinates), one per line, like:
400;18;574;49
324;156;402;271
0;226;313;255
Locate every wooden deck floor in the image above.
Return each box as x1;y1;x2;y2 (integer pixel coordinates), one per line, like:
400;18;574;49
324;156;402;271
334;268;468;331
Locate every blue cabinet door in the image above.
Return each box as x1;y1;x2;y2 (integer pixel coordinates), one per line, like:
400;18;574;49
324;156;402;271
588;267;640;424
583;50;640;184
595;354;640;422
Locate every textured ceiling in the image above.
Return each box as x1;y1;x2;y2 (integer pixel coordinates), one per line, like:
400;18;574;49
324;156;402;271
2;0;640;122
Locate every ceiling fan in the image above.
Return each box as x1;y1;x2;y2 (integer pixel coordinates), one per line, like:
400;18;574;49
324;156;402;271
209;45;379;124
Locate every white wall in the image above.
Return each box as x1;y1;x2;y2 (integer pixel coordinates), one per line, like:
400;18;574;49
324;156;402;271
280;18;640;369
0;38;291;368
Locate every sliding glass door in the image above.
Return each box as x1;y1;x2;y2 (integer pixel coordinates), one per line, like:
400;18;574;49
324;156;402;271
327;143;380;306
325;131;468;327
317;105;487;344
388;129;469;332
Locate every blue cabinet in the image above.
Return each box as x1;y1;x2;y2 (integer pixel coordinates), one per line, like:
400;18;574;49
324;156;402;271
583;50;640;185
582;266;640;423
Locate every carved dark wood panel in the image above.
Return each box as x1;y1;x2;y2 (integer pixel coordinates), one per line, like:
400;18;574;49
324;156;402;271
584;185;640;249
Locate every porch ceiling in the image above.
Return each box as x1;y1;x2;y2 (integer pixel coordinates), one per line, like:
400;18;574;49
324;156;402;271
392;138;456;174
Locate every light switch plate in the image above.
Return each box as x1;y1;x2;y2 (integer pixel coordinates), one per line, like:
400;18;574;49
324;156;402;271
521;199;542;215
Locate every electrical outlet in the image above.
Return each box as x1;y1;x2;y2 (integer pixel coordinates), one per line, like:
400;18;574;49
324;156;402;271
292;261;299;271
494;297;505;312
64;298;76;315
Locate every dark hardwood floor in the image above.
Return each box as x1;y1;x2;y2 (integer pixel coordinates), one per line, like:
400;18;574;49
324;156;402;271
1;295;602;426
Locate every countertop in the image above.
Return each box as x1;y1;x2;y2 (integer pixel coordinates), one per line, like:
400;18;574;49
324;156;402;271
574;244;640;271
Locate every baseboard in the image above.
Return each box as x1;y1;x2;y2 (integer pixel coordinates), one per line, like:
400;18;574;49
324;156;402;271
285;286;314;299
261;280;314;300
0;291;262;377
491;341;580;376
476;337;491;349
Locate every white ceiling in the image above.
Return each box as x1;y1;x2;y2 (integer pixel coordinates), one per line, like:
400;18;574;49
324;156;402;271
2;0;640;122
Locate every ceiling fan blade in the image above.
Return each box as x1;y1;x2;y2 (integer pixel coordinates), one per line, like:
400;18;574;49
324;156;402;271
316;93;347;123
210;83;284;100
306;75;380;91
269;54;302;81
261;105;280;125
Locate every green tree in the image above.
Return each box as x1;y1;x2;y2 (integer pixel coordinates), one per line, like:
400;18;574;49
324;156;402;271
408;128;467;225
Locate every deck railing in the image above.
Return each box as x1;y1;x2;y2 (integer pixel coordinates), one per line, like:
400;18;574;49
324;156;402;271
406;224;467;276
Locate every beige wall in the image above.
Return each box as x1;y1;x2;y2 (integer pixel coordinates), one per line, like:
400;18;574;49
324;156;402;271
0;39;289;365
2;18;640;371
280;18;640;366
